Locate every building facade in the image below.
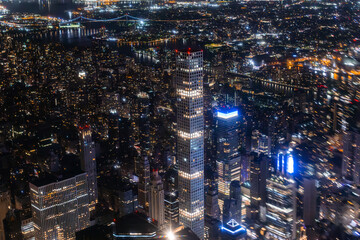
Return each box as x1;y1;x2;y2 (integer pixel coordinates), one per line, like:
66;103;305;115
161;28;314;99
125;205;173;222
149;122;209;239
205;186;220;220
176;49;204;239
149;171;165;228
29;173;90;240
215;108;241;217
222;181;241;224
80;126;98;216
0;190;11;240
164;192;179;227
342;128;360;184
137;154;150;213
265;152;296;240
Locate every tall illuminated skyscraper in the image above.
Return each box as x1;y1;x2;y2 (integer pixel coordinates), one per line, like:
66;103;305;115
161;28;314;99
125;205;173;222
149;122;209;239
265;150;296;240
215;108;241;217
80;126;98;217
176;49;204;239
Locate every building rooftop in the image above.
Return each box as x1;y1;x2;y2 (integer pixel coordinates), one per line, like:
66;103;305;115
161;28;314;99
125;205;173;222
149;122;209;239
176;48;203;53
113;213;158;239
217;107;239;119
30;170;85;188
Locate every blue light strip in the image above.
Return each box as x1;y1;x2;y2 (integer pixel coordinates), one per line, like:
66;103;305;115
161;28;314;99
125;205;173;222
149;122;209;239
221;226;246;235
217;110;238;119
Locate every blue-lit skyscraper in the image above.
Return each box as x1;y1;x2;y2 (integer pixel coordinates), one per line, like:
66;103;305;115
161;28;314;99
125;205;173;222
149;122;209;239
276;149;295;176
265;149;297;240
215;108;241;218
176;49;204;239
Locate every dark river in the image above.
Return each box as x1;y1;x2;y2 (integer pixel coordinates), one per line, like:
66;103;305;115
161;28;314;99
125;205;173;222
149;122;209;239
2;1;207;63
3;1;79;18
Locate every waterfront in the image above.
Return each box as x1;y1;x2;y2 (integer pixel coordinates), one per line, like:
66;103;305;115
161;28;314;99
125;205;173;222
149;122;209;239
3;1;78;18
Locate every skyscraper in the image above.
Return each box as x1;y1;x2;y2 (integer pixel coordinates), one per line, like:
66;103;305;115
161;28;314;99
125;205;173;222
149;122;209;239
223;181;242;224
149;171;165;229
79;126;98;216
29;172;90;240
265;151;297;240
137;92;151;155
164;192;179;227
135;92;151;213
215;108;241;217
137;153;150;213
176;49;204;239
205;185;220;220
342;128;360;184
251;130;271;157
303;177;317;227
266;175;297;240
249;153;269;221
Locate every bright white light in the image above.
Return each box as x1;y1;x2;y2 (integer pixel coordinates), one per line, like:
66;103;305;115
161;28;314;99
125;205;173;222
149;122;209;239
344;62;355;66
227;219;240;227
78;71;86;79
167;231;176;240
217;111;238;119
287;154;294;174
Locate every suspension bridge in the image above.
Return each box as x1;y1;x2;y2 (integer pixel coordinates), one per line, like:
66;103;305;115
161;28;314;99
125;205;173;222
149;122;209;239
60;15;147;25
59;14;208;25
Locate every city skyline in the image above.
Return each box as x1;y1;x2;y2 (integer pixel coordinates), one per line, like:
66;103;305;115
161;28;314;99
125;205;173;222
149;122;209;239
0;1;360;240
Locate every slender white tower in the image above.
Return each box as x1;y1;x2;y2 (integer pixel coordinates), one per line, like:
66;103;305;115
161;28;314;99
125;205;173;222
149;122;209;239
176;49;204;239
